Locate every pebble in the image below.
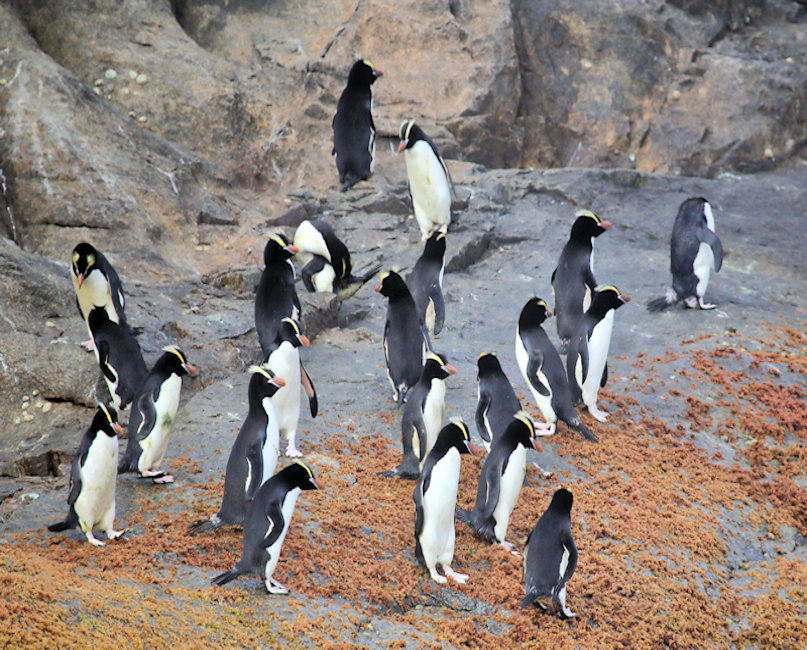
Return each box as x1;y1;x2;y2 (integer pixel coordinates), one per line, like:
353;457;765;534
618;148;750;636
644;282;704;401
104;68;118;80
22;395;29;403
45;321;55;328
22;413;34;422
32;389;39;396
13;417;20;425
42;402;52;413
35;401;43;409
135;73;148;85
128;70;138;80
764;147;774;159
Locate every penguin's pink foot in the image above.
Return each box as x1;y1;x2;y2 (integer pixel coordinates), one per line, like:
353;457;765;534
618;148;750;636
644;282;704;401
443;565;468;584
266;578;288;595
86;531;106;547
589;406;609;423
428;567;447;584
684;296;698;308
285;440;303;458
535;421;556;436
81;339;95;352
141;470;175;484
499;540;515;552
698;297;716;310
106;528;127;541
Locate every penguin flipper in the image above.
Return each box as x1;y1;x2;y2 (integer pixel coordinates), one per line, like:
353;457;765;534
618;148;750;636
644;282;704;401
600;362;608;388
475;393;492;444
245;443;263;502
560;532;578;584
430;287;445;336
301;256;327;293
261;503;286;549
118;392;151;472
96;341;116;383
526;353;551;397
697;224;723;271
300;362;318;418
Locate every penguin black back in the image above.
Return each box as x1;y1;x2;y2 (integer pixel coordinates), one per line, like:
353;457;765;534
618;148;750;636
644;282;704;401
406;231;446;337
255;233;301;357
475;352;521;450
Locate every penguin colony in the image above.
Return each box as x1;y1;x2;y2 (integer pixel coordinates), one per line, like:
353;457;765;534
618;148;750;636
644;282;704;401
48;58;724;617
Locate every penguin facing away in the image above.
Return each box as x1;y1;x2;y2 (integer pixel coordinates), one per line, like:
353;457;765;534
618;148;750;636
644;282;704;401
567;286;630;422
265;318;317;458
332;59;382;192
522;488;577;619
380;351;457;480
88;307;148;411
414;418;480;584
293;219;381;300
456;411;543;549
211;462;323;595
375;270;431;405
118;345;197;483
475;352;522;453
551;210;612;353
188;365;286;535
398;119;453;241
255;234;301;359
406;231;446;339
48;404;126;546
515;297;597;442
647;197;724;312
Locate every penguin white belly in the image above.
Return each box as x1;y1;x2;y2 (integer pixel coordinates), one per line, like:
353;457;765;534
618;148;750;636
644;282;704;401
138;375;182;473
76;270;115;323
405;142;451;236
420;450;460;566
693;243;714;297
268;344;302;440
422;379;446;458
581;311;614;410
74;434;118;531
260;396;281;483
492;445;526;543
263;487;302;587
515;335;555;424
424;299;436;336
559;545;570;579
313;263;337;293
293;221;331;261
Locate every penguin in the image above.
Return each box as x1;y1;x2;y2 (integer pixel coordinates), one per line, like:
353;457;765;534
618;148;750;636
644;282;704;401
375;270;431;405
332;59;382;192
48;404;126;546
118;345;197;483
647;197;724;312
551;211;612;353
414;418;480;584
211;461;323;594
265;318;317;458
456;411;543;549
188;365;286;535
380;352;456;479
255;233;301;359
87;307;148;411
515;297;597;442
292;219;381;300
70;242;129;350
398;119;453;241
567;286;630;422
521;488;577;619
475;352;522;453
406;231;446;339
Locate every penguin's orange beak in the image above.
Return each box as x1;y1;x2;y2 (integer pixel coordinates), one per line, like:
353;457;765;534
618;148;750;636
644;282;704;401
545;309;553;318
600;221;613;230
444;364;457;375
299;334;310;347
77;273;85;288
621;294;631;302
397;140;407;153
468;443;483;457
112;422;123;436
312;478;325;490
286;244;300;254
272;377;286;388
183;363;198;377
374;70;383;78
374;283;382;292
531;438;544;453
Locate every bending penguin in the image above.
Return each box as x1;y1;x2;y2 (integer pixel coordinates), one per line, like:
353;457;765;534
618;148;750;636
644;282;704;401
375;270;431;405
380;352;456;480
551;211;612;353
567;286;630;422
406;231;446;339
211;461;323;595
515;297;597;442
522;488;577;619
398;120;453;241
48;404;127;546
292;219;380;300
456;411;542;549
188;365;286;535
255;233;301;359
475;352;522;453
647;197;724;312
332;59;382;191
118;345;197;483
414;418;480;584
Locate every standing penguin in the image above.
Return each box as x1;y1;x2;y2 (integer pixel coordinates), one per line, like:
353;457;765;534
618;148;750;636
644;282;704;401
414;418;479;584
211;462;323;594
88;307;148;411
255;234;301;359
406;231;446;339
647;197;724;312
332;59;382;192
522;488;577;619
456;411;542;549
475;352;522;453
189;365;286;535
515;297;597;442
567;286;630;422
380;352;456;479
48;404;126;546
118;345;197;483
551;211;612;353
398;120;453;241
375;271;430;405
266;319;317;458
292;219;380;300
71;242;129;350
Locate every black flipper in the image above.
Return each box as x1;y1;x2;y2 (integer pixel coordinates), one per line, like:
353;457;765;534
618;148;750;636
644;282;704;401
697;224;723;271
300;362;318;418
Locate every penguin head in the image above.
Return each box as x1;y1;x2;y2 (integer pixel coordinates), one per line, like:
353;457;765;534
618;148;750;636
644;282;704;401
510;410;543;453
397;119;425;153
421;231;446;261
160;345;198;377
548;488;574;514
591;285;631;315
442;417;482;457
423;352;457;381
248;364;286;399
476;352;502;381
518;297;552;331
263;234;299;265
93;403;123;437
570;210;612;241
374;270;409;299
347;59;382;88
282;461;324;491
678;197;712;225
278;318;310;349
71;242;99;287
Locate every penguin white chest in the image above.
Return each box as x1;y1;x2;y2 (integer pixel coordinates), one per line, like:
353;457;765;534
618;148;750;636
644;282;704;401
515;334;554;422
404;142;451;235
263;487;302;583
492;444;527;543
74;434;118;529
422;378;447;456
421;449;460;562
313;263;337;293
268;344;302;438
693;205;717;297
581;310;614;404
76;270;115;322
260;396;281;483
139;374;182;472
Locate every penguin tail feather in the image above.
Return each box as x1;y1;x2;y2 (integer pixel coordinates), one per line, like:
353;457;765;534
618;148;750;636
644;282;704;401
454;505;473;525
647;291;678;313
211;567;245;587
187;517;218;535
573;418;598;443
521;590;539;608
47;518;73;533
